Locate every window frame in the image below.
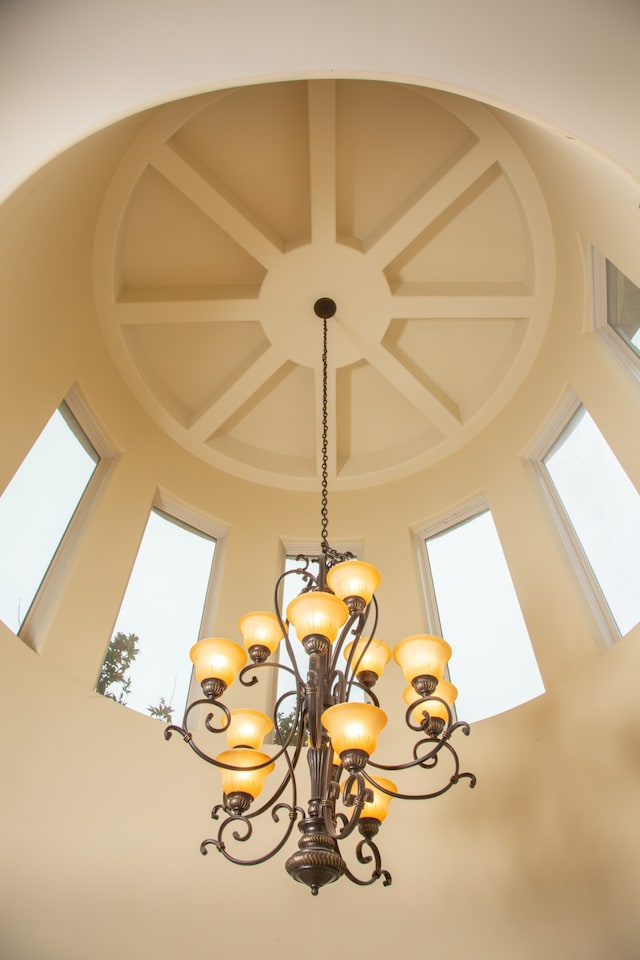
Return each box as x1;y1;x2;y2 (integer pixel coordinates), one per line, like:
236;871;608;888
591;245;640;383
414;495;488;639
527;389;621;647
147;490;229;713
414;495;544;722
18;386;117;652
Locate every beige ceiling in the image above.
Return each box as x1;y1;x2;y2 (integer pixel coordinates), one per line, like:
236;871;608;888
94;80;554;490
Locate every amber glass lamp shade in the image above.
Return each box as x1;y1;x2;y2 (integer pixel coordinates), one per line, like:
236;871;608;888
215;749;275;800
362;777;397;822
343;638;391;680
403;679;458;724
190;637;247;687
393;634;452;684
286;591;348;644
326;560;381;605
321;702;387;757
226;709;273;750
238;611;282;655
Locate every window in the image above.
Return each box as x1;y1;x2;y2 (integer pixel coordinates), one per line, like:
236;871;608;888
97;502;221;722
538;402;640;640
418;502;544;723
591;247;640;378
0;398;103;639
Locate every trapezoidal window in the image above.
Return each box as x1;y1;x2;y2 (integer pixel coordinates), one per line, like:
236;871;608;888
418;502;544;723
0;398;104;641
591;247;640;380
536;400;640;642
97;502;219;723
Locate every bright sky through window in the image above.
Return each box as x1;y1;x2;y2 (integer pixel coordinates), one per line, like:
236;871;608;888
426;510;544;723
106;509;216;720
544;407;640;636
0;406;98;633
606;259;640;356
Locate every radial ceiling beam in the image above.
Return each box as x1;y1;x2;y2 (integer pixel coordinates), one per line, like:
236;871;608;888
308;80;337;247
390;293;536;320
364;141;495;269
151;143;284;270
346;334;462;436
116;296;263;326
188;345;286;440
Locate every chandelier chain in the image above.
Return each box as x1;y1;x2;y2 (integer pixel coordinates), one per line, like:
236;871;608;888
321;316;329;555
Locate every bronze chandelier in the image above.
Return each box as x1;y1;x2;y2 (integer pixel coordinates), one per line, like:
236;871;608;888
165;297;476;896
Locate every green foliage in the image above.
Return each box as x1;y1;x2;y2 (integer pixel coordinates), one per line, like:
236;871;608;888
97;630;175;721
96;631;140;703
148;696;174;723
275;708;305;746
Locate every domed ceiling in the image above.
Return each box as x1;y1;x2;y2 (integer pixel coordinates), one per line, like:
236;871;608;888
94;80;554;490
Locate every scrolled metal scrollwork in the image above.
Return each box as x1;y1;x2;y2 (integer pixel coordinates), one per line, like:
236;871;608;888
201;802;305;867
339;836;392;888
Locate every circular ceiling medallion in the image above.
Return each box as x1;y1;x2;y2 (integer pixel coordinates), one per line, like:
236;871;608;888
94;80;554;491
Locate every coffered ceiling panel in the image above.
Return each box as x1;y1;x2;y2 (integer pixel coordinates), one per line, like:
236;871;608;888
94;80;554;490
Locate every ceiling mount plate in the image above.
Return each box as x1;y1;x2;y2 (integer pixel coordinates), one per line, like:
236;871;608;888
313;297;337;320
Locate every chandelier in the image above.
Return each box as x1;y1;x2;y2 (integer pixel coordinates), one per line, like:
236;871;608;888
165;297;476;896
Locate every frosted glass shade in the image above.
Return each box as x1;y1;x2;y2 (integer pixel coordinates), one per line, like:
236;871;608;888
215;749;275;799
393;634;452;683
321;702;387;757
343;638;391;679
362;777;397;822
403;679;458;724
326;560;381;604
226;709;273;749
238;611;282;654
286;591;348;643
190;637;247;687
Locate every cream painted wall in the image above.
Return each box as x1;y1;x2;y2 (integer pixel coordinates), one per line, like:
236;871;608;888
2;5;640;959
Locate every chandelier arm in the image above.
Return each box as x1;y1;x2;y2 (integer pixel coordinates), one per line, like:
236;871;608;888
239;660;298;690
164;696;231;748
363;743;476;799
273;565;322;692
329;609;365;676
201;801;305;866
339;838;392;888
350;680;380;707
366;737;446;773
403;694;453;733
320;772;372;842
165;703;281;772
246;716;303;819
342;598;379;698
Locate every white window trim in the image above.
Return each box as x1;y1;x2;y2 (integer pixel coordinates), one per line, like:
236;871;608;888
413;495;489;637
525;388;618;648
590;245;640;384
21;386;118;653
153;489;230;710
